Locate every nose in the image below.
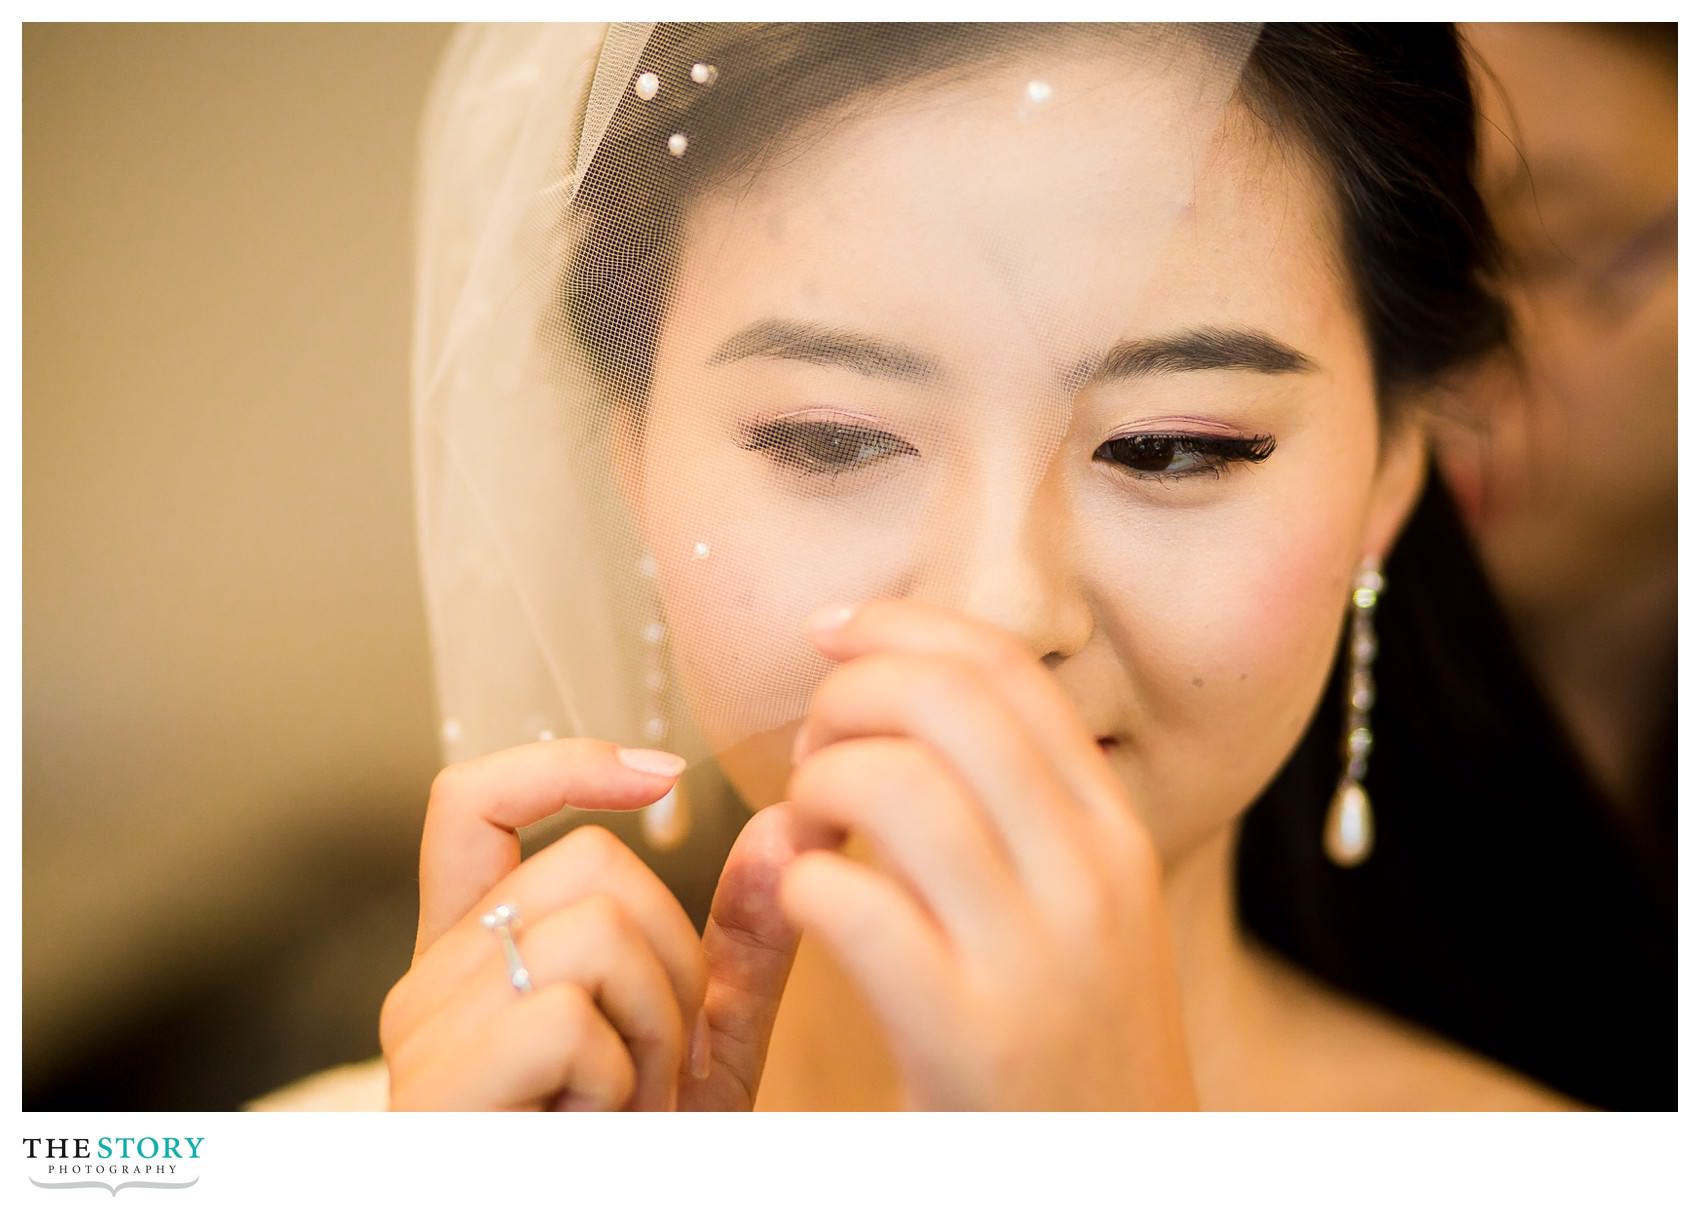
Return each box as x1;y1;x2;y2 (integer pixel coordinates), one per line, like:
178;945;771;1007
915;452;1095;664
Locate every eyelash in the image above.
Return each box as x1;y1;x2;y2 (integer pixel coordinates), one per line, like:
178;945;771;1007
739;419;1277;482
739;419;918;475
1093;432;1276;481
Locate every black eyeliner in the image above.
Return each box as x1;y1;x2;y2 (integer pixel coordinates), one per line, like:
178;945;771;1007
1095;432;1276;480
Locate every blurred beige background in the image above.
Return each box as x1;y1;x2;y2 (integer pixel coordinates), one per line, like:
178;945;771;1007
25;23;458;1107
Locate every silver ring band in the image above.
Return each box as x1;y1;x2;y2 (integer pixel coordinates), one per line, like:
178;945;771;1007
480;903;533;993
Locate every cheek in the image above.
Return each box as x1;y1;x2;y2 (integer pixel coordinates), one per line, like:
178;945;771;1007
651;525;825;737
637;426;797;735
1093;488;1364;859
637;418;923;787
1527;284;1676;466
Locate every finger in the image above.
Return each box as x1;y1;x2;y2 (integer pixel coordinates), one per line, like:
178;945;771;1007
392;982;636;1111
396;894;690;1112
418;738;687;952
786;737;1020;953
792;651;1093;891
680;802;829;1111
806;600;1124;821
391;824;706;1048
777;849;956;1080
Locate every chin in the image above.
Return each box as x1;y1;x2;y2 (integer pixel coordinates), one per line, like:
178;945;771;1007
1102;755;1243;871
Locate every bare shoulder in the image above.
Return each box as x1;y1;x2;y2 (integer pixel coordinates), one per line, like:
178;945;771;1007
1347;1016;1583;1110
245;1057;390;1112
1255;950;1584;1110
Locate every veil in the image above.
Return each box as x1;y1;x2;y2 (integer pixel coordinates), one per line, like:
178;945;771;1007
412;22;1261;861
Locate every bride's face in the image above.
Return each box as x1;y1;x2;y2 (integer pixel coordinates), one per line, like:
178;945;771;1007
630;51;1423;861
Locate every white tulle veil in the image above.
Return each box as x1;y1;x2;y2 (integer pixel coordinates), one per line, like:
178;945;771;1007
411;22;1261;865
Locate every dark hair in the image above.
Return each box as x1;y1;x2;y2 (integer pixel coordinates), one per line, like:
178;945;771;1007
560;23;1507;416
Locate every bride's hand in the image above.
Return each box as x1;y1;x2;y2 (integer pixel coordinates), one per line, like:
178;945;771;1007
783;600;1198;1110
380;739;805;1110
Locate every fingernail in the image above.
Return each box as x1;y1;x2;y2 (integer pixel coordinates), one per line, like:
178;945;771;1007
804;602;856;638
617;747;687;778
689;1007;713;1080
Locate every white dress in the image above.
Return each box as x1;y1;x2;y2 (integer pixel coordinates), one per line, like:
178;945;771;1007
247;1057;388;1112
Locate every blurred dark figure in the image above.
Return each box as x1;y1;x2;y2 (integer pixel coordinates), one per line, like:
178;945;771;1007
1237;23;1675;1110
1443;23;1676;844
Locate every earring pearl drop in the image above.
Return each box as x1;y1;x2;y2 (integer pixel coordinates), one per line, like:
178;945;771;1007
1324;559;1382;868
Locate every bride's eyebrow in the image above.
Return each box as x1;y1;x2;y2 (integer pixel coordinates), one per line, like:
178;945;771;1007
706;319;942;385
704;320;1316;388
1082;327;1318;385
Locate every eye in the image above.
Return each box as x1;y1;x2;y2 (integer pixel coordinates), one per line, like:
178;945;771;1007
1094;432;1275;480
1586;205;1677;311
740;418;918;475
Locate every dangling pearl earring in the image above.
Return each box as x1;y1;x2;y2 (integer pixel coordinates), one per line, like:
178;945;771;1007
636;551;690;851
1324;557;1383;868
